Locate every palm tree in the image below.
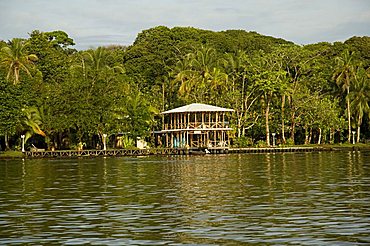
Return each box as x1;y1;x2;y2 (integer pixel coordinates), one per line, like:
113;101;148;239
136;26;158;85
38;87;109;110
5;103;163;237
175;46;227;103
70;47;125;144
223;50;250;137
71;47;124;81
332;50;356;143
174;53;194;100
0;38;38;85
83;47;107;75
21;106;46;143
350;67;370;142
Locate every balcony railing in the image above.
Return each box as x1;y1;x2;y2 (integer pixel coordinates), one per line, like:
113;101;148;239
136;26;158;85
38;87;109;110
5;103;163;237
164;122;230;130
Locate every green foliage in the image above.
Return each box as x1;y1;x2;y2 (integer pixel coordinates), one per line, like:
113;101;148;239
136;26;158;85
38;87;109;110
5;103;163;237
233;136;254;147
0;76;23;135
121;135;134;148
27;30;75;84
0;151;24;158
21;106;46;143
285;138;295;146
174;46;228;104
123;89;159;139
344;36;370;68
0;38;38;85
256;140;268;148
0;26;369;150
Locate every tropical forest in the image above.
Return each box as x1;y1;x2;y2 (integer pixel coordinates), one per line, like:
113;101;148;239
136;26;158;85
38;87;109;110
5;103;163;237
0;26;369;151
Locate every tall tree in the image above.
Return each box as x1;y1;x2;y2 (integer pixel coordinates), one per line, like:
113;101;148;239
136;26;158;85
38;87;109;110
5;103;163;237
175;46;228;104
0;76;22;149
66;47;126;146
350;67;370;142
27;30;75;84
250;50;287;146
333;50;356;143
0;38;38;85
223;50;260;138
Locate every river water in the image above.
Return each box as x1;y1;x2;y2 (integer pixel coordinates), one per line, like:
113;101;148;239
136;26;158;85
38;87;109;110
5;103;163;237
0;151;369;245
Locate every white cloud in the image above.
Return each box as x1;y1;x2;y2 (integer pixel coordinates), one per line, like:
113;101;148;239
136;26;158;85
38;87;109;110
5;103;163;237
0;0;369;49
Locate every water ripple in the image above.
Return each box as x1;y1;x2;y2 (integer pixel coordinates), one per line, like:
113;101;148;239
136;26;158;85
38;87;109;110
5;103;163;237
0;152;369;245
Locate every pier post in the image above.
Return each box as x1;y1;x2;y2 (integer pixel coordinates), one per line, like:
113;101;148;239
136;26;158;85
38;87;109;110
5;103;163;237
21;135;25;152
103;134;107;150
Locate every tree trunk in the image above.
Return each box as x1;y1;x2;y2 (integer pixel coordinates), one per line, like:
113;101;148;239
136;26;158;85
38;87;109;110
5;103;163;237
237;111;242;138
357;113;361;143
309;128;313;143
162;83;165;111
14;67;20;85
265;95;271;146
337;129;341;143
318;128;322;145
5;132;10;150
330;128;334;144
290;113;295;144
346;89;351;143
304;126;309;145
357;126;360;143
281;95;286;144
240;75;246;138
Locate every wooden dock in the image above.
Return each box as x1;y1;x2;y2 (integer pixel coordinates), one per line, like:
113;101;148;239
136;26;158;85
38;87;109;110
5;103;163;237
228;147;320;153
24;148;189;158
22;146;339;158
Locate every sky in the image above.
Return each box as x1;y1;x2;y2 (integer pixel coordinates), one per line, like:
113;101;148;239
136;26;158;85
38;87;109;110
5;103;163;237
0;0;369;50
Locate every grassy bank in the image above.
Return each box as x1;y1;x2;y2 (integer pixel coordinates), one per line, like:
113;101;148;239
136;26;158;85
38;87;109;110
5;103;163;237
282;143;370;149
0;151;24;159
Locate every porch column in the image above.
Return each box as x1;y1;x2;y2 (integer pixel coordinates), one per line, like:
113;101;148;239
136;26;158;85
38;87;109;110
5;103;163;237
216;112;218;128
187;113;190;129
202;112;204;128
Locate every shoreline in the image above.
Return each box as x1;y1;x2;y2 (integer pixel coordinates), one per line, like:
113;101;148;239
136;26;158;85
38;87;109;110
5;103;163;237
1;145;369;160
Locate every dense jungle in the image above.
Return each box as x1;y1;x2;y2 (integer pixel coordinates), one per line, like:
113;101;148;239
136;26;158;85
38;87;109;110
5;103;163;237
1;26;369;150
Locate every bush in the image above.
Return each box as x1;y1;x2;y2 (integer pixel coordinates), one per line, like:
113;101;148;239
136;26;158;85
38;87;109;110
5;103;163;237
233;136;254;147
256;140;268;148
285;138;295;146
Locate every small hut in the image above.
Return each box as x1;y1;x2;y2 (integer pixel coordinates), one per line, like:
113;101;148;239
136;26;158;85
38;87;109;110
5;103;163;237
157;103;234;149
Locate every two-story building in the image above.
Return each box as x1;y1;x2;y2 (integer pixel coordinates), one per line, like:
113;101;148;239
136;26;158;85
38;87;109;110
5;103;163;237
157;103;234;150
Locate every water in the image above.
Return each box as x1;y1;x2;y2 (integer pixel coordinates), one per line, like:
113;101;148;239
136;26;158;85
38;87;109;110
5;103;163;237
0;151;369;245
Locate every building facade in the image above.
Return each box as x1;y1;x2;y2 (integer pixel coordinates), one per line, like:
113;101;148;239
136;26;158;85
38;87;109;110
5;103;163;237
157;103;234;149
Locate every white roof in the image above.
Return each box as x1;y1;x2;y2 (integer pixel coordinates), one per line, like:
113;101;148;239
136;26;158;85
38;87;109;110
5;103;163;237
161;103;234;114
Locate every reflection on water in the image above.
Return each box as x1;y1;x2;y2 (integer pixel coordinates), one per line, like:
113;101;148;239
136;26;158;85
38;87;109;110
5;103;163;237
0;151;369;245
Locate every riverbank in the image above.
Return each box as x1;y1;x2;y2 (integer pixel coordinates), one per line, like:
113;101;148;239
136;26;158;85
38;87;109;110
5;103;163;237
1;144;369;159
0;151;24;159
231;143;370;153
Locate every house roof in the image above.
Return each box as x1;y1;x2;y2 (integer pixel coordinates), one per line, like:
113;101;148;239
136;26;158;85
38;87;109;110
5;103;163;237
161;103;234;114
